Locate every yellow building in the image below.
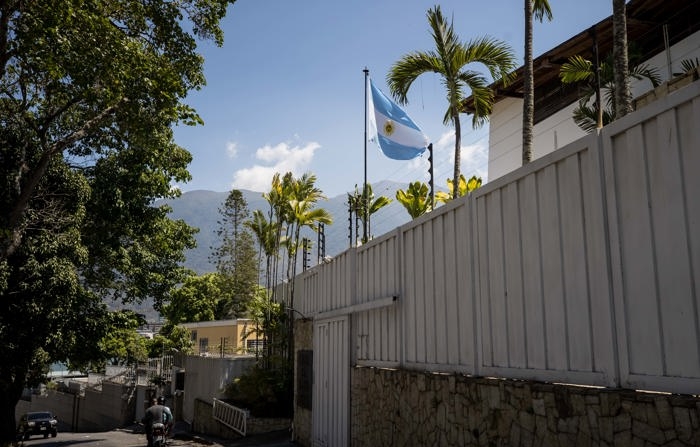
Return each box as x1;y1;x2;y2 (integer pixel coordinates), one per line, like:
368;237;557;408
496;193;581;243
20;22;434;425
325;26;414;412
180;319;262;356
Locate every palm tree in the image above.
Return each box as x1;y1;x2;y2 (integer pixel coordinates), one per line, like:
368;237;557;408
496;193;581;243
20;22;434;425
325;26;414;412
348;184;392;245
388;5;515;198
559;51;660;132
396;181;432;219
245;209;282;365
245;209;279;294
612;0;633;117
522;0;553;165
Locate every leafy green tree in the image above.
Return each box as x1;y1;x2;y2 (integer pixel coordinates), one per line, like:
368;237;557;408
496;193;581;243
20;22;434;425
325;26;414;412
158;324;195;356
396;181;433;219
522;0;553;164
435;174;482;204
0;0;233;442
388;5;515;197
212;190;260;319
98;311;149;368
559;51;660;132
163;273;221;325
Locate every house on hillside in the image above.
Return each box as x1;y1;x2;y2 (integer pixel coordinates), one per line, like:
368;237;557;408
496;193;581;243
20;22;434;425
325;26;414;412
180;319;262;356
464;0;700;180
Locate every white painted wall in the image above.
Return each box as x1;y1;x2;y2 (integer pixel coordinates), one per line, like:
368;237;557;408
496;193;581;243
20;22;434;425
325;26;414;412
488;30;700;181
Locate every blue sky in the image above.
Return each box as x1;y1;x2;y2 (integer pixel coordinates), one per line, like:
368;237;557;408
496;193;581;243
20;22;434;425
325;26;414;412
172;0;614;199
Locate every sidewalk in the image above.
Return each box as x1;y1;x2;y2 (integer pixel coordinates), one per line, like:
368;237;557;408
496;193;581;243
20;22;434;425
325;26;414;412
170;421;294;447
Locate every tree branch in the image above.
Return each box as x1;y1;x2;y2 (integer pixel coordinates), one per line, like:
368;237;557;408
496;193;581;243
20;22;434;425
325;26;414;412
1;98;126;260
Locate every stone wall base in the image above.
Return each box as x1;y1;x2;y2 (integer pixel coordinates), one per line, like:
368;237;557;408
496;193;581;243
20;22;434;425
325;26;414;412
351;366;700;447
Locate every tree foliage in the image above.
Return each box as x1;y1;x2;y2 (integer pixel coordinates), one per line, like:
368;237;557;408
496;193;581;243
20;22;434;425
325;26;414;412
396;181;433;219
435;174;482;204
211;190;260;319
348;183;392;244
388;5;515;197
224;286;291;417
0;0;234;442
94;311;149;368
559;50;660;132
163;273;221;325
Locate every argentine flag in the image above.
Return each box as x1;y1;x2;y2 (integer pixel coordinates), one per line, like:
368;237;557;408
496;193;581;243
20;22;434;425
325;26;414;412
368;80;429;160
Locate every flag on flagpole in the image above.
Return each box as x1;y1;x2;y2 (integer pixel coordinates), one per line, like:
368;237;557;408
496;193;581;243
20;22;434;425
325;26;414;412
368;79;429;160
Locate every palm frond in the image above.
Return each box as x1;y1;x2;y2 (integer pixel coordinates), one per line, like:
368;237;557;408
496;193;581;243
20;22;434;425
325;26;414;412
559;55;593;83
674;58;700;76
630;63;661;88
533;0;553;22
388;52;443;104
458;36;517;85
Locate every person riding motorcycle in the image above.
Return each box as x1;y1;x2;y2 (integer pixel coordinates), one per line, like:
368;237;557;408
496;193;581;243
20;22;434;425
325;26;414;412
142;397;173;447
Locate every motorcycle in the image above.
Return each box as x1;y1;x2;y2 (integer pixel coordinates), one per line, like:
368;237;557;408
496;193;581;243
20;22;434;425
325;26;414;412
151;422;169;447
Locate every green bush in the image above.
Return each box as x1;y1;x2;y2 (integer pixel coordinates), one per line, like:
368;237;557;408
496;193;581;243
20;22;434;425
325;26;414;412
224;363;292;417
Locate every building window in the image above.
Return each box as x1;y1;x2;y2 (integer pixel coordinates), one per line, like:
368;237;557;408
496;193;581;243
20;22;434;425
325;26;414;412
199;337;208;355
190;330;197;341
297;350;312;410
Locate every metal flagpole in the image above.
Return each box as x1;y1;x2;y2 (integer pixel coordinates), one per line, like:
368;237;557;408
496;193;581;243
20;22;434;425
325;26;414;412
362;67;369;244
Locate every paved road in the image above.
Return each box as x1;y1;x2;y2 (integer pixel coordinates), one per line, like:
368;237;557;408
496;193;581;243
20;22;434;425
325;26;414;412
14;426;293;447
17;429;156;447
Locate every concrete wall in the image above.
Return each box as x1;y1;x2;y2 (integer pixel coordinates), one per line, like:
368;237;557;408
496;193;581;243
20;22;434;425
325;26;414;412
15;381;136;432
351;367;700;447
192;398;241;439
179;355;256;424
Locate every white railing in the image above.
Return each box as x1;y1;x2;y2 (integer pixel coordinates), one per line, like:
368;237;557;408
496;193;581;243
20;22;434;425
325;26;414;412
145;355;173;383
212;398;247;436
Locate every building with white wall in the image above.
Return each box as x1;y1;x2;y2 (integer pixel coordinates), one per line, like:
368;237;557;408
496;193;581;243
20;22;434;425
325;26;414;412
470;0;700;180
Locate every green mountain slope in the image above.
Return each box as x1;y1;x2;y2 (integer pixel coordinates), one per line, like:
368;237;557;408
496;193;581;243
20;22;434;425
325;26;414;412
158;181;412;273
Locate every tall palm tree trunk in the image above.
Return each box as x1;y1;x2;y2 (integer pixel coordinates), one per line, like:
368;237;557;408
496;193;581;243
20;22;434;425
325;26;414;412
522;0;534;164
453;112;462;198
613;0;632;117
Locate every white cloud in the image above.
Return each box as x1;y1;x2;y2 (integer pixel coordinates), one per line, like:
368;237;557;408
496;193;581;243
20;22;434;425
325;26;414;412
231;141;321;192
226;141;238;158
431;129;489;182
435;130;455;152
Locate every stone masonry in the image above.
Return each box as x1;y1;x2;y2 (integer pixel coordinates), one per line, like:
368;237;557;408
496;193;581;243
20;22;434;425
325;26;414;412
351;366;700;447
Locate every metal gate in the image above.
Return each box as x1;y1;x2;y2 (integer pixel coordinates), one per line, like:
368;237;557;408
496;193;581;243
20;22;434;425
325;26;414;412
312;316;349;447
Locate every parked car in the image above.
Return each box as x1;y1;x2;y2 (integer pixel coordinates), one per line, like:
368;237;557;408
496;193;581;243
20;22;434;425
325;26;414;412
17;411;58;439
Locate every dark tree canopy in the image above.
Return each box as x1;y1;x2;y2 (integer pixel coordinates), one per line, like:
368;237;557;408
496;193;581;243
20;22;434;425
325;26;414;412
0;0;235;443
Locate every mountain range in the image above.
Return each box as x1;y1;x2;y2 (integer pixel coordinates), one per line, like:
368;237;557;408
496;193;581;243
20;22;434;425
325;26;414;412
158;180;413;274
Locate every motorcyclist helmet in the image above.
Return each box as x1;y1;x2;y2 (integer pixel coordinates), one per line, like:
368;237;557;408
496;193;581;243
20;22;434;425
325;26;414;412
157;396;165;405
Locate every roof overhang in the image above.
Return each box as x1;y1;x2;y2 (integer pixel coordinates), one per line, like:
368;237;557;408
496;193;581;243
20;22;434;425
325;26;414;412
462;0;700;123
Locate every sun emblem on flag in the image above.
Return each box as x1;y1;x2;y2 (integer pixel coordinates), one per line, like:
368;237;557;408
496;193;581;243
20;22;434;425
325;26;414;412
384;120;395;136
